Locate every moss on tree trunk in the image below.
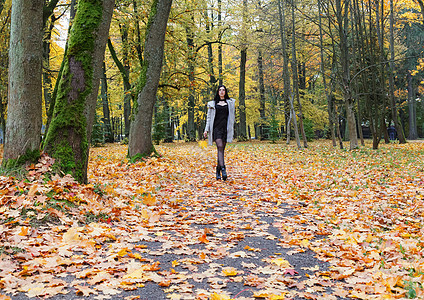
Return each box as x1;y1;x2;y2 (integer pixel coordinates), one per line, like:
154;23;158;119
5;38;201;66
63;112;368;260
43;0;113;183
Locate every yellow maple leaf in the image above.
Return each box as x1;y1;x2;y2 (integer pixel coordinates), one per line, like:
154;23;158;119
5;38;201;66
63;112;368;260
222;267;238;276
19;227;29;236
198;140;208;149
172;260;180;267
271;258;291;268
209;292;233;300
124;268;147;280
117;248;129;257
270;294;286;300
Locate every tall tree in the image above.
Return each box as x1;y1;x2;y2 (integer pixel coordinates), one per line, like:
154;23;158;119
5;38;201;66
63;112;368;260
185;12;196;141
335;0;358;149
388;0;406;143
278;0;301;148
407;71;418;139
43;0;114;183
290;0;307;148
2;0;43;168
318;0;336;146
42;0;61;116
100;61;113;142
128;0;173;158
257;50;266;139
218;0;223;85
238;0;248;141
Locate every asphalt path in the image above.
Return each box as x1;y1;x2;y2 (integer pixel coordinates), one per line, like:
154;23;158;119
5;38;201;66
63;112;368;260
4;163;347;300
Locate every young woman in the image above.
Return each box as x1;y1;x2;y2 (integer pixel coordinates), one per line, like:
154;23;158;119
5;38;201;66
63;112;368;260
203;85;236;180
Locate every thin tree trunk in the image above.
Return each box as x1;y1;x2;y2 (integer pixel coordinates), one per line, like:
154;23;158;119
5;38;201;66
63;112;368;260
43;0;114;183
42;15;56;116
41;0;61;116
388;0;406;143
258;50;266;140
318;0;336;146
352;0;365;146
290;0;307;148
107;37;132;138
336;0;358;149
237;0;248;141
3;0;43;167
218;0;223;85
128;0;173;158
278;0;299;146
238;49;247;140
335;105;344;149
205;8;216;99
407;71;418;139
289;93;301;148
185;19;196;142
101;61;113;142
132;0;143;64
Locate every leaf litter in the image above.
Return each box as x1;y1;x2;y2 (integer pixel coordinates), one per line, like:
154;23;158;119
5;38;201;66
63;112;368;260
0;141;423;299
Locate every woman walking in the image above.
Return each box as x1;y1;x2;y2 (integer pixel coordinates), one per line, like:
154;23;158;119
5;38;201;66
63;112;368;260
203;85;236;180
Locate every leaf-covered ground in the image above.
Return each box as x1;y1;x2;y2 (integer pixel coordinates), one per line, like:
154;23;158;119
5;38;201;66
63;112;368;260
0;141;423;300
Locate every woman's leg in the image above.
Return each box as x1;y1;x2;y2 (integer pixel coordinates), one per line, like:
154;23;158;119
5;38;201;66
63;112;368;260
215;138;227;167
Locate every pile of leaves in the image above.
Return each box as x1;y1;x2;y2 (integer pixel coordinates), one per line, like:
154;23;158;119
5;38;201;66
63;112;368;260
0;141;423;299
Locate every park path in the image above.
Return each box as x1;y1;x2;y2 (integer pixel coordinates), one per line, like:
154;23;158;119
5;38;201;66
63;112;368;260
3;142;386;299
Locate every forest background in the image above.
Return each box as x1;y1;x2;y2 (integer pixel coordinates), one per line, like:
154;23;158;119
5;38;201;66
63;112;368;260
0;0;423;181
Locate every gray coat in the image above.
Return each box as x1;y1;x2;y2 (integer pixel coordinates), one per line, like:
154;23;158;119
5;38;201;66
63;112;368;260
204;98;236;146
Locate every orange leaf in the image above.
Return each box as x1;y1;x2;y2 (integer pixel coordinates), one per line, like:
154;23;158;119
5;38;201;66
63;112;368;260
199;233;209;243
143;194;157;206
19;227;29;236
158;280;171;287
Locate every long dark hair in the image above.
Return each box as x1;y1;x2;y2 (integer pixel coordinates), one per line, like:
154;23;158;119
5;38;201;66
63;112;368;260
213;85;230;102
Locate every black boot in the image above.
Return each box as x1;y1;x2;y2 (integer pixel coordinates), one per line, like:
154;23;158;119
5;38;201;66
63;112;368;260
216;165;221;180
221;166;227;181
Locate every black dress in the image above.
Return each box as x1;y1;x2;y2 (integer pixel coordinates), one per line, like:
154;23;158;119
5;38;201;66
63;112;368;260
213;102;229;141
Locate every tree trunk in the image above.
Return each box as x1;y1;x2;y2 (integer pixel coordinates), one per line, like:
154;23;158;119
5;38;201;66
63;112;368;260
336;0;358;149
45;0;77;136
128;0;173;158
43;0;114;183
278;0;299;146
41;1;60;115
218;0;223;85
3;0;43;167
335;105;344;149
318;0;336;146
101;61;113;142
185;20;196;142
407;71;418;139
258;50;266;140
237;0;248;141
238;48;247;141
351;0;365;146
205;8;216;99
107;35;132;138
290;0;307;148
42;15;56;117
388;0;406;143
